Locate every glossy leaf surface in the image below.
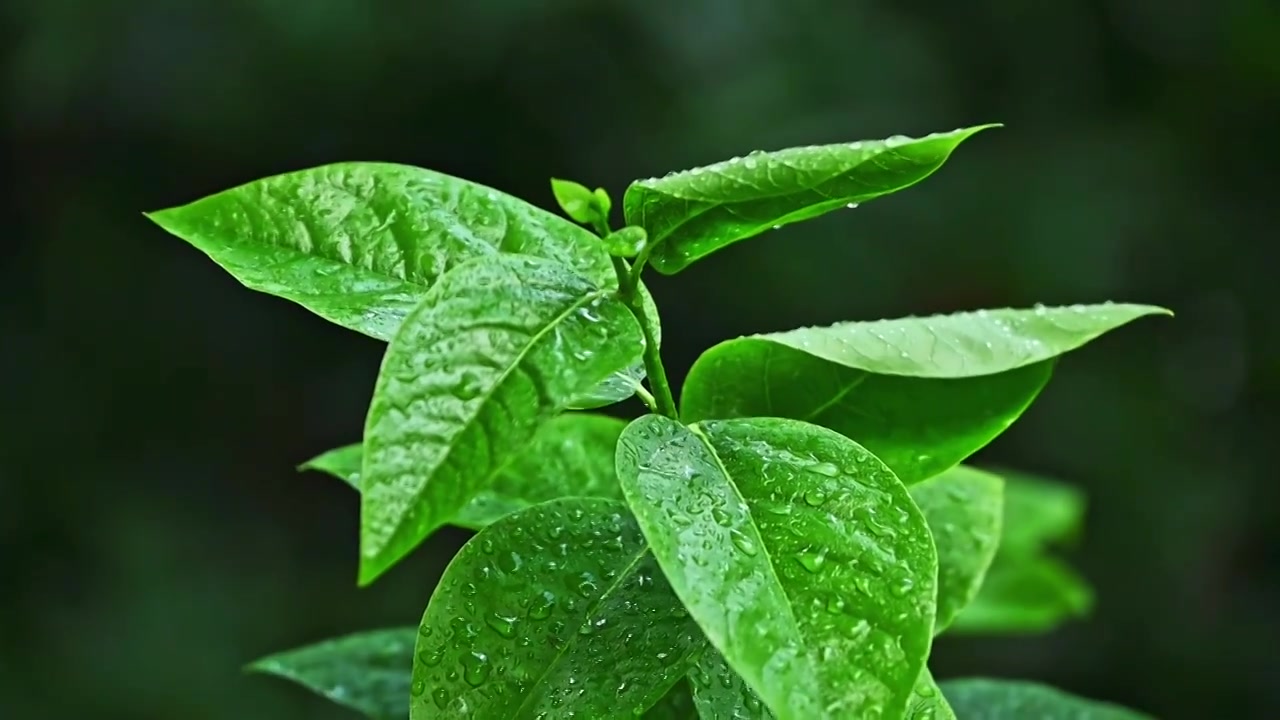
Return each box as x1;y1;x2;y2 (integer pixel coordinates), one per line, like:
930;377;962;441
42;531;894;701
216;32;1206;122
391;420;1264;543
940;678;1154;719
616;415;937;720
359;256;642;584
148;162;654;408
248;628;416;719
301;414;626;529
410;498;703;719
909;466;1004;634
906;668;956;720
624;126;996;274
682;303;1171;484
689;646;777;720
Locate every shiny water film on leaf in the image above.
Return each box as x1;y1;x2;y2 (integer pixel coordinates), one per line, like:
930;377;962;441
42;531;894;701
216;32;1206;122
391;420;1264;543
905;668;957;720
247;627;417;720
909;466;1004;634
688;645;777;720
682;303;1171;484
623;126;996;274
301;413;627;529
940;678;1154;720
358;256;643;584
616;415;938;720
409;498;703;720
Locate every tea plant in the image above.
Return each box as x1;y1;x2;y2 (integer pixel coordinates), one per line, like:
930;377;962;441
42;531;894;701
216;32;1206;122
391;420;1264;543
151;125;1167;719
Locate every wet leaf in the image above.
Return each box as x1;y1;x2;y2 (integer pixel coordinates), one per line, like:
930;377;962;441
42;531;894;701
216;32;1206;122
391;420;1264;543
939;678;1154;719
616;415;937;720
682;304;1171;484
909;466;1004;633
148;162;654;409
410;497;703;719
645;678;699;719
359;256;642;584
550;177;602;225
247;627;415;719
906;668;956;720
301;413;626;529
689;646;777;719
624;126;996;274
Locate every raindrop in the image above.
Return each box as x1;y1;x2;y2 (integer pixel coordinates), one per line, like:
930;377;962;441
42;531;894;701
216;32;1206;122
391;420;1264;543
809;462;840;477
803;488;829;507
710;507;733;527
418;648;444;667
462;652;491;687
890;576;916;598
845;202;860;209
528;592;555;620
796;548;828;573
485;612;519;639
410;678;427;697
729;528;759;556
431;686;449;709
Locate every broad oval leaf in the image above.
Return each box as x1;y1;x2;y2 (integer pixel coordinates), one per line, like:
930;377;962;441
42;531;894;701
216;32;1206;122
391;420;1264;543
939;678;1154;719
616;415;938;720
301;413;626;530
906;668;957;720
992;468;1086;556
248;627;416;719
947;555;1093;636
359;256;643;584
909;467;1004;634
410;497;703;719
147;162;656;408
623;126;996;274
682;303;1171;484
689;646;777;720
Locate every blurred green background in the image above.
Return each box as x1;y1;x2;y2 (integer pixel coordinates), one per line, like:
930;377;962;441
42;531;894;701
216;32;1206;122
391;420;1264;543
3;0;1277;718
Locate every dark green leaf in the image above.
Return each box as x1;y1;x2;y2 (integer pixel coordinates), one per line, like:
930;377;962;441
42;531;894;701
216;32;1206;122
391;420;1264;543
645;679;699;719
940;678;1154;719
992;468;1086;556
603;226;648;258
301;413;626;529
906;668;956;720
624;126;996;274
947;555;1093;635
682;303;1171;484
909;467;1004;634
247;628;415;719
689;646;777;720
616;415;938;720
359;256;642;584
410;498;703;719
550;178;602;225
148;162;652;409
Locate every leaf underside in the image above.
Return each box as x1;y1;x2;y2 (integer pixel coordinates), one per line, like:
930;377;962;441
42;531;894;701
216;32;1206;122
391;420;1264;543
939;678;1154;719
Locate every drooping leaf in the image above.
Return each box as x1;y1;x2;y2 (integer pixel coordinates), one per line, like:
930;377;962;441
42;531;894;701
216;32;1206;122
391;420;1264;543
301;413;626;529
616;415;938;720
947;555;1093;635
906;668;957;720
358;256;642;584
939;678;1154;719
410;498;703;719
147;162;655;408
247;627;416;719
682;303;1172;484
688;646;777;720
624;126;996;274
909;466;1004;634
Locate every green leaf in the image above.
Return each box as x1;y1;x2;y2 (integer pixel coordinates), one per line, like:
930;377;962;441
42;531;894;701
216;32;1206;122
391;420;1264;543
939;678;1154;719
148;162;653;409
682;303;1172;484
247;628;415;719
947;555;1093;635
993;468;1086;556
410;497;704;719
550;177;602;225
624;126;997;274
603;226;649;259
906;668;957;720
909;466;1004;634
593;187;613;219
301;413;626;529
616;415;938;720
645;679;699;719
689;646;777;720
358;256;643;584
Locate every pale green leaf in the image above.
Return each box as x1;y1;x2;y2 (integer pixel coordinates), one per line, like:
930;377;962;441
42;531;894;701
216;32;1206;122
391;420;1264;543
947;555;1093;635
624;126;996;274
410;498;703;719
682;303;1172;484
358;256;642;584
940;678;1154;719
604;226;648;259
689;646;777;720
550;177;600;224
247;628;415;719
616;415;938;720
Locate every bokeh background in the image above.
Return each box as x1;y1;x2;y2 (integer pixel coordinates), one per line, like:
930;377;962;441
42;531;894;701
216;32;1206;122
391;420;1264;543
3;1;1277;718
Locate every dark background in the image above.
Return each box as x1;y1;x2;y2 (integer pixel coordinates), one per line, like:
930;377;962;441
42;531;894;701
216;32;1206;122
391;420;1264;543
3;1;1277;718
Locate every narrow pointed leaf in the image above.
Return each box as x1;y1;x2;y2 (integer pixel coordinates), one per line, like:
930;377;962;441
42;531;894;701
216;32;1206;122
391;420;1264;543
247;628;416;719
906;668;957;720
910;467;1004;634
303;414;626;530
616;415;937;720
624;126;996;274
359;256;642;584
410;498;703;719
689;646;777;719
948;555;1093;635
939;678;1155;719
147;162;655;408
682;303;1171;484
